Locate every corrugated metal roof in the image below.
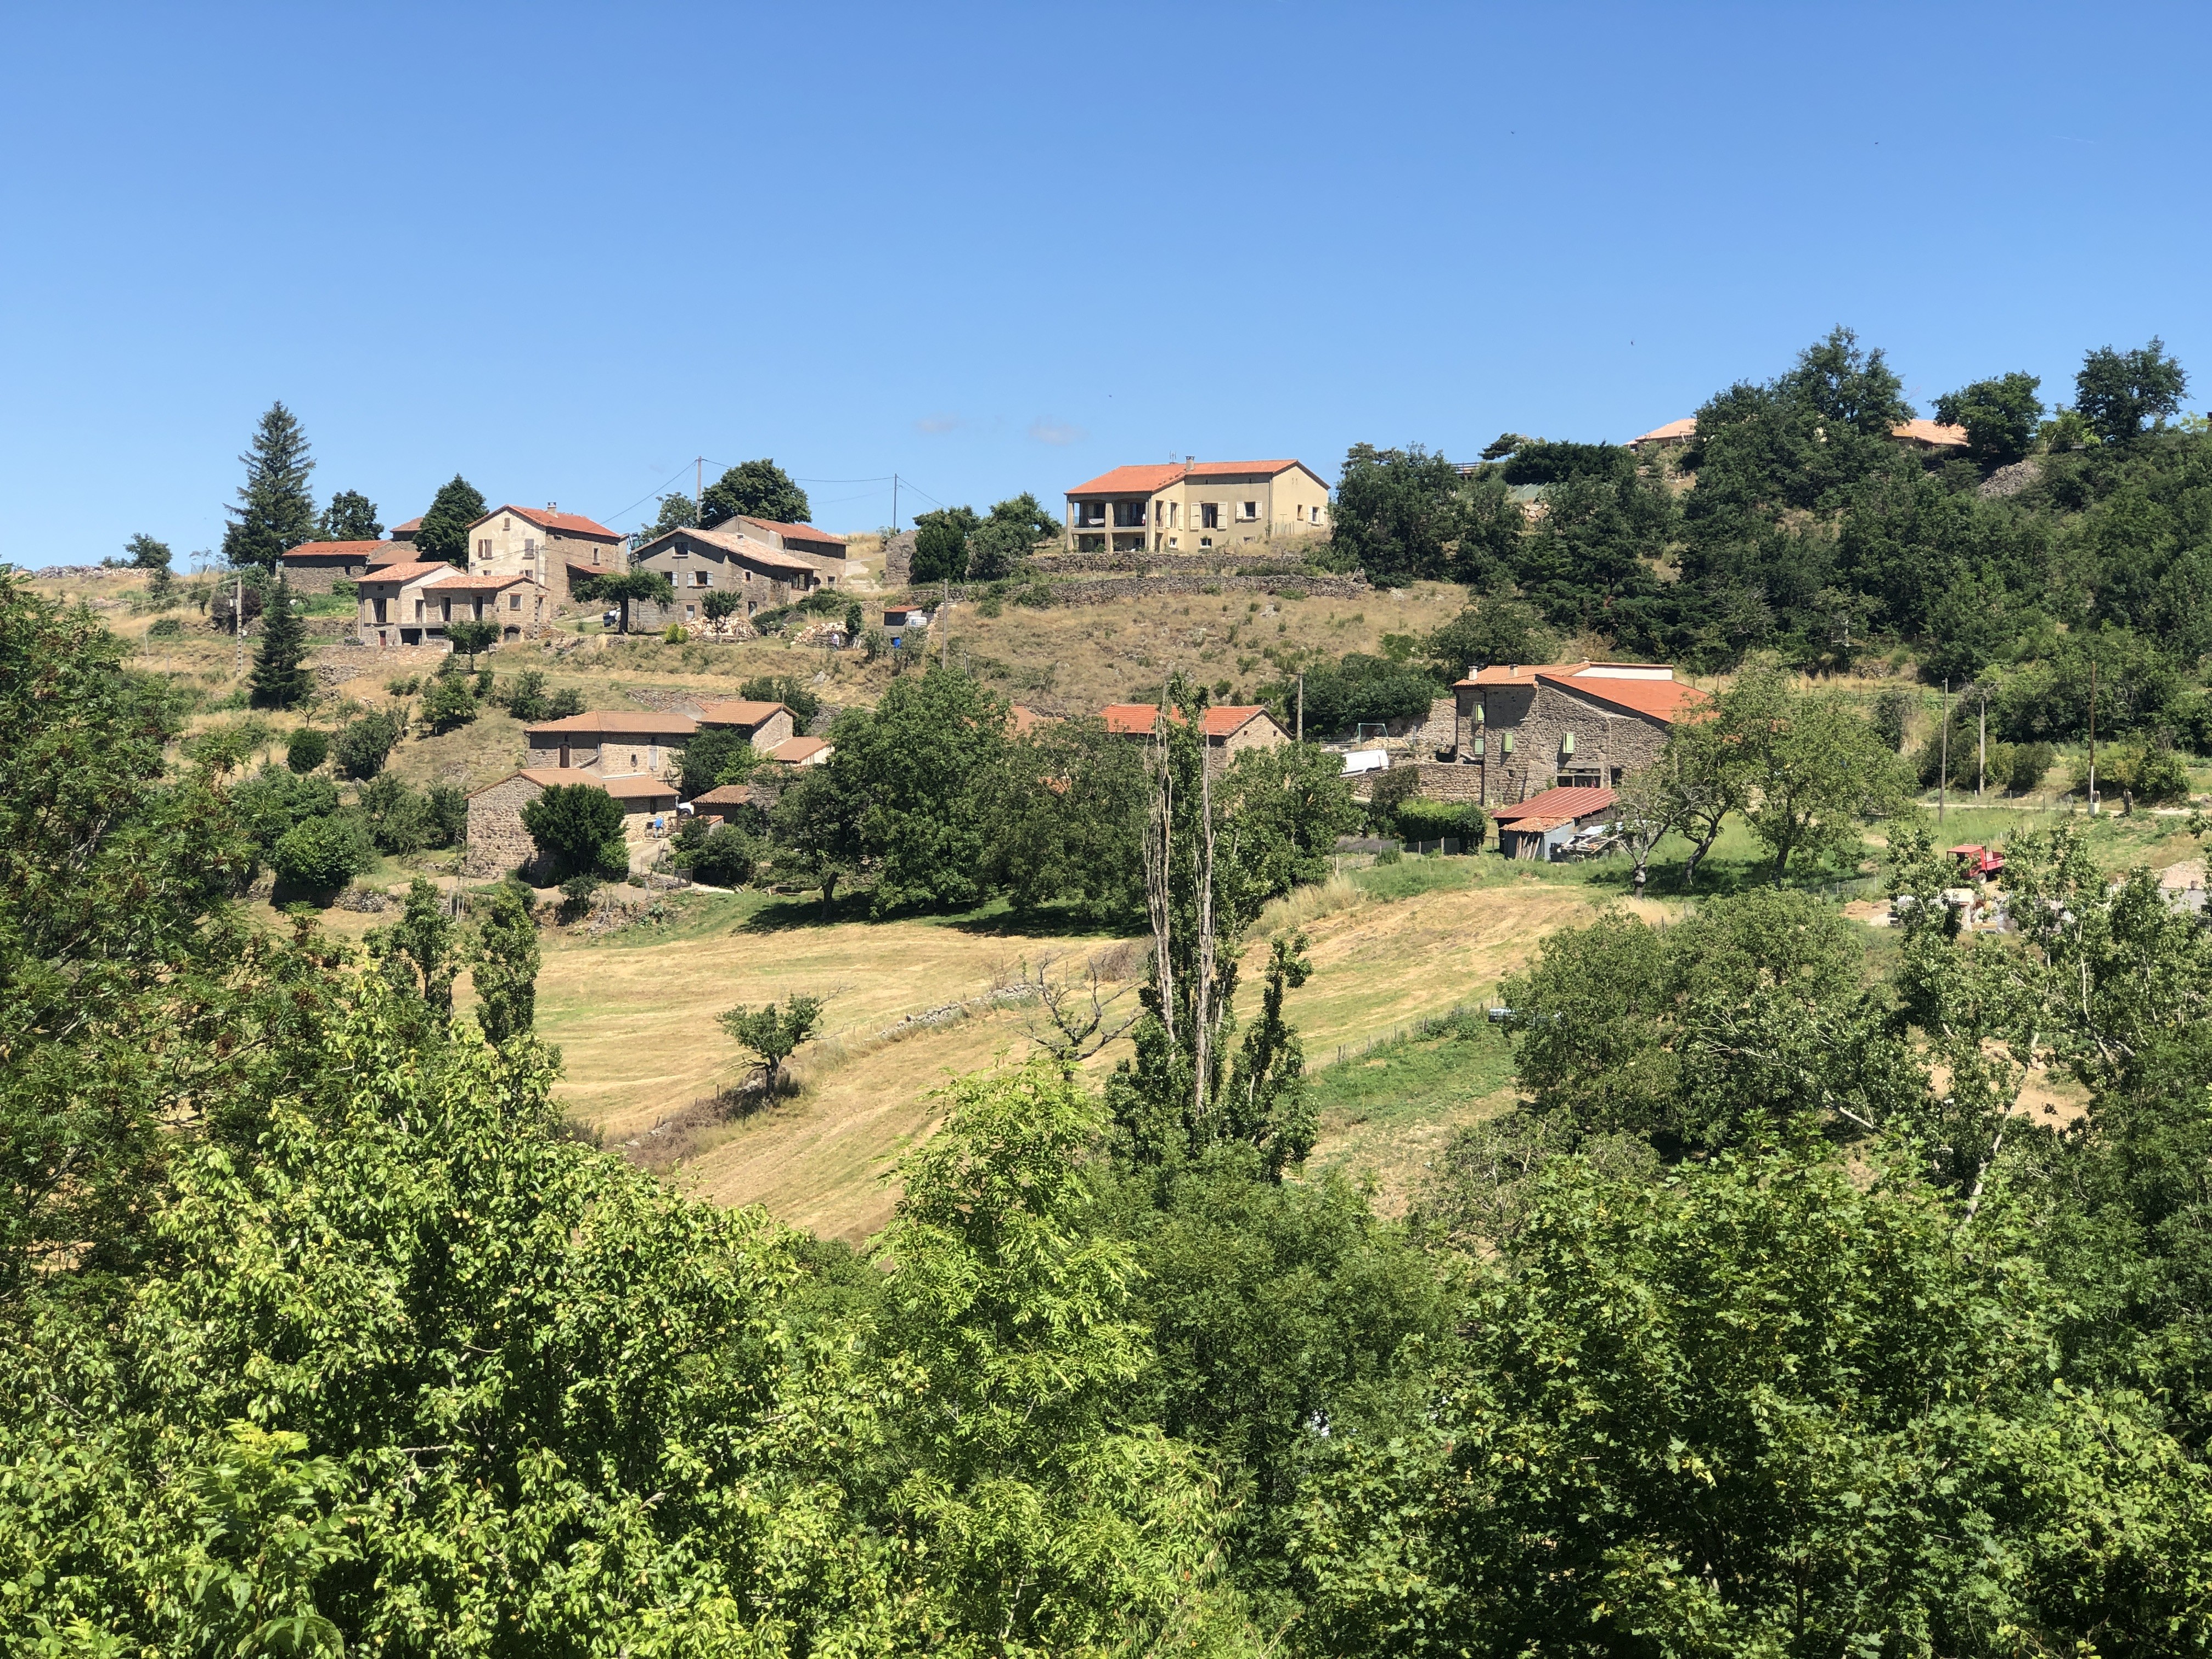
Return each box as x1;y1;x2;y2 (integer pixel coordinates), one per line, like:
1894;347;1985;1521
1492;786;1618;824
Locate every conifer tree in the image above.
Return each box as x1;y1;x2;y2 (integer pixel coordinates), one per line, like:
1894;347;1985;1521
220;402;318;572
416;475;488;568
247;575;312;709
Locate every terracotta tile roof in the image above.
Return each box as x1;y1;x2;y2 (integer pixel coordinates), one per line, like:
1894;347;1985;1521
390;517;422;534
422;570;534;592
690;783;755;806
1492;786;1619;825
736;516;848;546
525;710;698;737
283;539;389;562
1199;704;1272;738
694;698;789;728
1009;704;1059;737
1630;417;1697;445
1549;675;1709;723
1890;419;1970;448
1067;464;1190;498
490;768;678;801
1065;459;1314;496
766;736;830;764
472;504;623;539
1454;662;1595;687
1504;814;1577;833
357;561;462;585
1102;702;1164;735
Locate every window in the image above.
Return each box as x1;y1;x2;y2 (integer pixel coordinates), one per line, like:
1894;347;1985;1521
673;546;687;557
1240;501;1258;521
501;518;511;532
413;599;424;619
691;571;708;588
1200;536;1214;548
477;539;489;557
685;604;696;620
1200;502;1220;529
1295;504;1305;521
509;594;521;610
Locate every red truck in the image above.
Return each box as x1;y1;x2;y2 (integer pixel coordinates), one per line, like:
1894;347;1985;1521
1947;843;2005;879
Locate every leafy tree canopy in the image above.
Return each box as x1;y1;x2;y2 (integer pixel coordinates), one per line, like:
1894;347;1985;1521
700;458;811;528
2075;336;2189;444
317;489;382;541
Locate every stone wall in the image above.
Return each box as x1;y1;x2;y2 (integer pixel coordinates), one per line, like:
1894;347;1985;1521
1453;680;1672;806
902;570;1372;608
465;773;545;879
1031;550;1329;577
883;529;916;585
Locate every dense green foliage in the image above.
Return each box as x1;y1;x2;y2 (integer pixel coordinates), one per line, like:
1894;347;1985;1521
699;458;811;529
317;489;382;542
414;476;488;569
518;782;628;879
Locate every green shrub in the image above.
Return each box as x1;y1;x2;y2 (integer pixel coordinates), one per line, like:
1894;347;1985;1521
2007;741;2056;795
385;675;419;696
499;669;550;720
332;709;402;779
1395;796;1487;848
419;674;478;732
270;811;375;891
147;616;183;638
737;674;821;726
545;685;585;719
520;782;627;879
1365;764;1420;833
679;823;755;888
2071;743;2192;805
285;727;330;774
663;623;688;644
360;774;434;855
232;764;341;853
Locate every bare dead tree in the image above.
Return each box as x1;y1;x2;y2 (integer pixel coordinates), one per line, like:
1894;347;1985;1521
1020;952;1141;1062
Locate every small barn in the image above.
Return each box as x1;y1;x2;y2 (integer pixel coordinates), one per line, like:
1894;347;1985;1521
1491;785;1619;861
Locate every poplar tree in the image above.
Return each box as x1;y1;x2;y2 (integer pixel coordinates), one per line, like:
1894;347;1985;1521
247;575;313;709
221;402;318;572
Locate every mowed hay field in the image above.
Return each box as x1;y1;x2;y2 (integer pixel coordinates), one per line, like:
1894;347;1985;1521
541;871;1634;1240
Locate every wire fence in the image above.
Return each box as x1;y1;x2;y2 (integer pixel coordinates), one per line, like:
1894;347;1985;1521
1318;1002;1486;1071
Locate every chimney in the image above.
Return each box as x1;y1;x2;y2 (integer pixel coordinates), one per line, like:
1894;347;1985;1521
546;501;558;514
1184;455;1194;465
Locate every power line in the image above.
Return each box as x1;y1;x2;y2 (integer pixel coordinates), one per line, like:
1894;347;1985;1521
596;462;702;531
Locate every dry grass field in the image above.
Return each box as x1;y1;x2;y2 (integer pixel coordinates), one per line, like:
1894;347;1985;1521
536;870;1638;1239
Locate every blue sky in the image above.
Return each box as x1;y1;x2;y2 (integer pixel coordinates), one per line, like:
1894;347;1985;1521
3;2;2205;563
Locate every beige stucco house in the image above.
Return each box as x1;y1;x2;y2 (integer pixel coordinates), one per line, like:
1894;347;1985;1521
629;526;827;629
354;562;544;648
466;504;625;608
1064;459;1330;554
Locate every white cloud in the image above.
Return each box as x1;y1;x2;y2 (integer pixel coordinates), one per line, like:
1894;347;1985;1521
914;412;962;435
1028;417;1087;446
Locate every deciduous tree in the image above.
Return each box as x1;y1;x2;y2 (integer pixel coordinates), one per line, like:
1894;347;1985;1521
699;458;810;528
317;489;382;541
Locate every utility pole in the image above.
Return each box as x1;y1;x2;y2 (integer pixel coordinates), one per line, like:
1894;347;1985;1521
2087;658;2100;816
695;457;704;511
891;474;900;534
234;570;245;680
1939;678;1950;824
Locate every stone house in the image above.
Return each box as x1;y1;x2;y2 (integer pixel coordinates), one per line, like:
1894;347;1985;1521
466;504;625;610
1064;459;1331;554
279;538;409;594
523;710;697;778
764;735;832;767
1099;703;1288;771
387;516;422;545
629;526;827;629
1440;662;1707;808
354;562;545;648
465;767;681;878
714;516;855;583
695;698;796;751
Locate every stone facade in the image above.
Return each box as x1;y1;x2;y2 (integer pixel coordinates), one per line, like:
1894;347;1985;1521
1457;680;1667;806
695;699;795;751
629;526;826;631
523;712;695;780
356;563;546;649
883;529;916;584
464;768;683;879
1202;706;1289;770
279;540;407;594
466;506;624;611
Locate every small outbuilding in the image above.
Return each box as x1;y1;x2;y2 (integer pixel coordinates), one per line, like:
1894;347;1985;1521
1491;785;1620;861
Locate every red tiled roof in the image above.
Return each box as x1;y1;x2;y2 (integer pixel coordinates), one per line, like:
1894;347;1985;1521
1102;702;1163;735
525;710;698;737
390;517;422;534
1009;704;1059;737
1630;417;1697;445
1065;459;1314;498
283;539;388;562
357;561;461;585
1455;661;1595;687
737;516;848;546
690;783;755;806
1200;704;1273;738
695;698;789;728
423;570;534;592
1550;675;1708;723
767;736;830;764
640;525;820;573
472;504;622;539
1492;786;1619;825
